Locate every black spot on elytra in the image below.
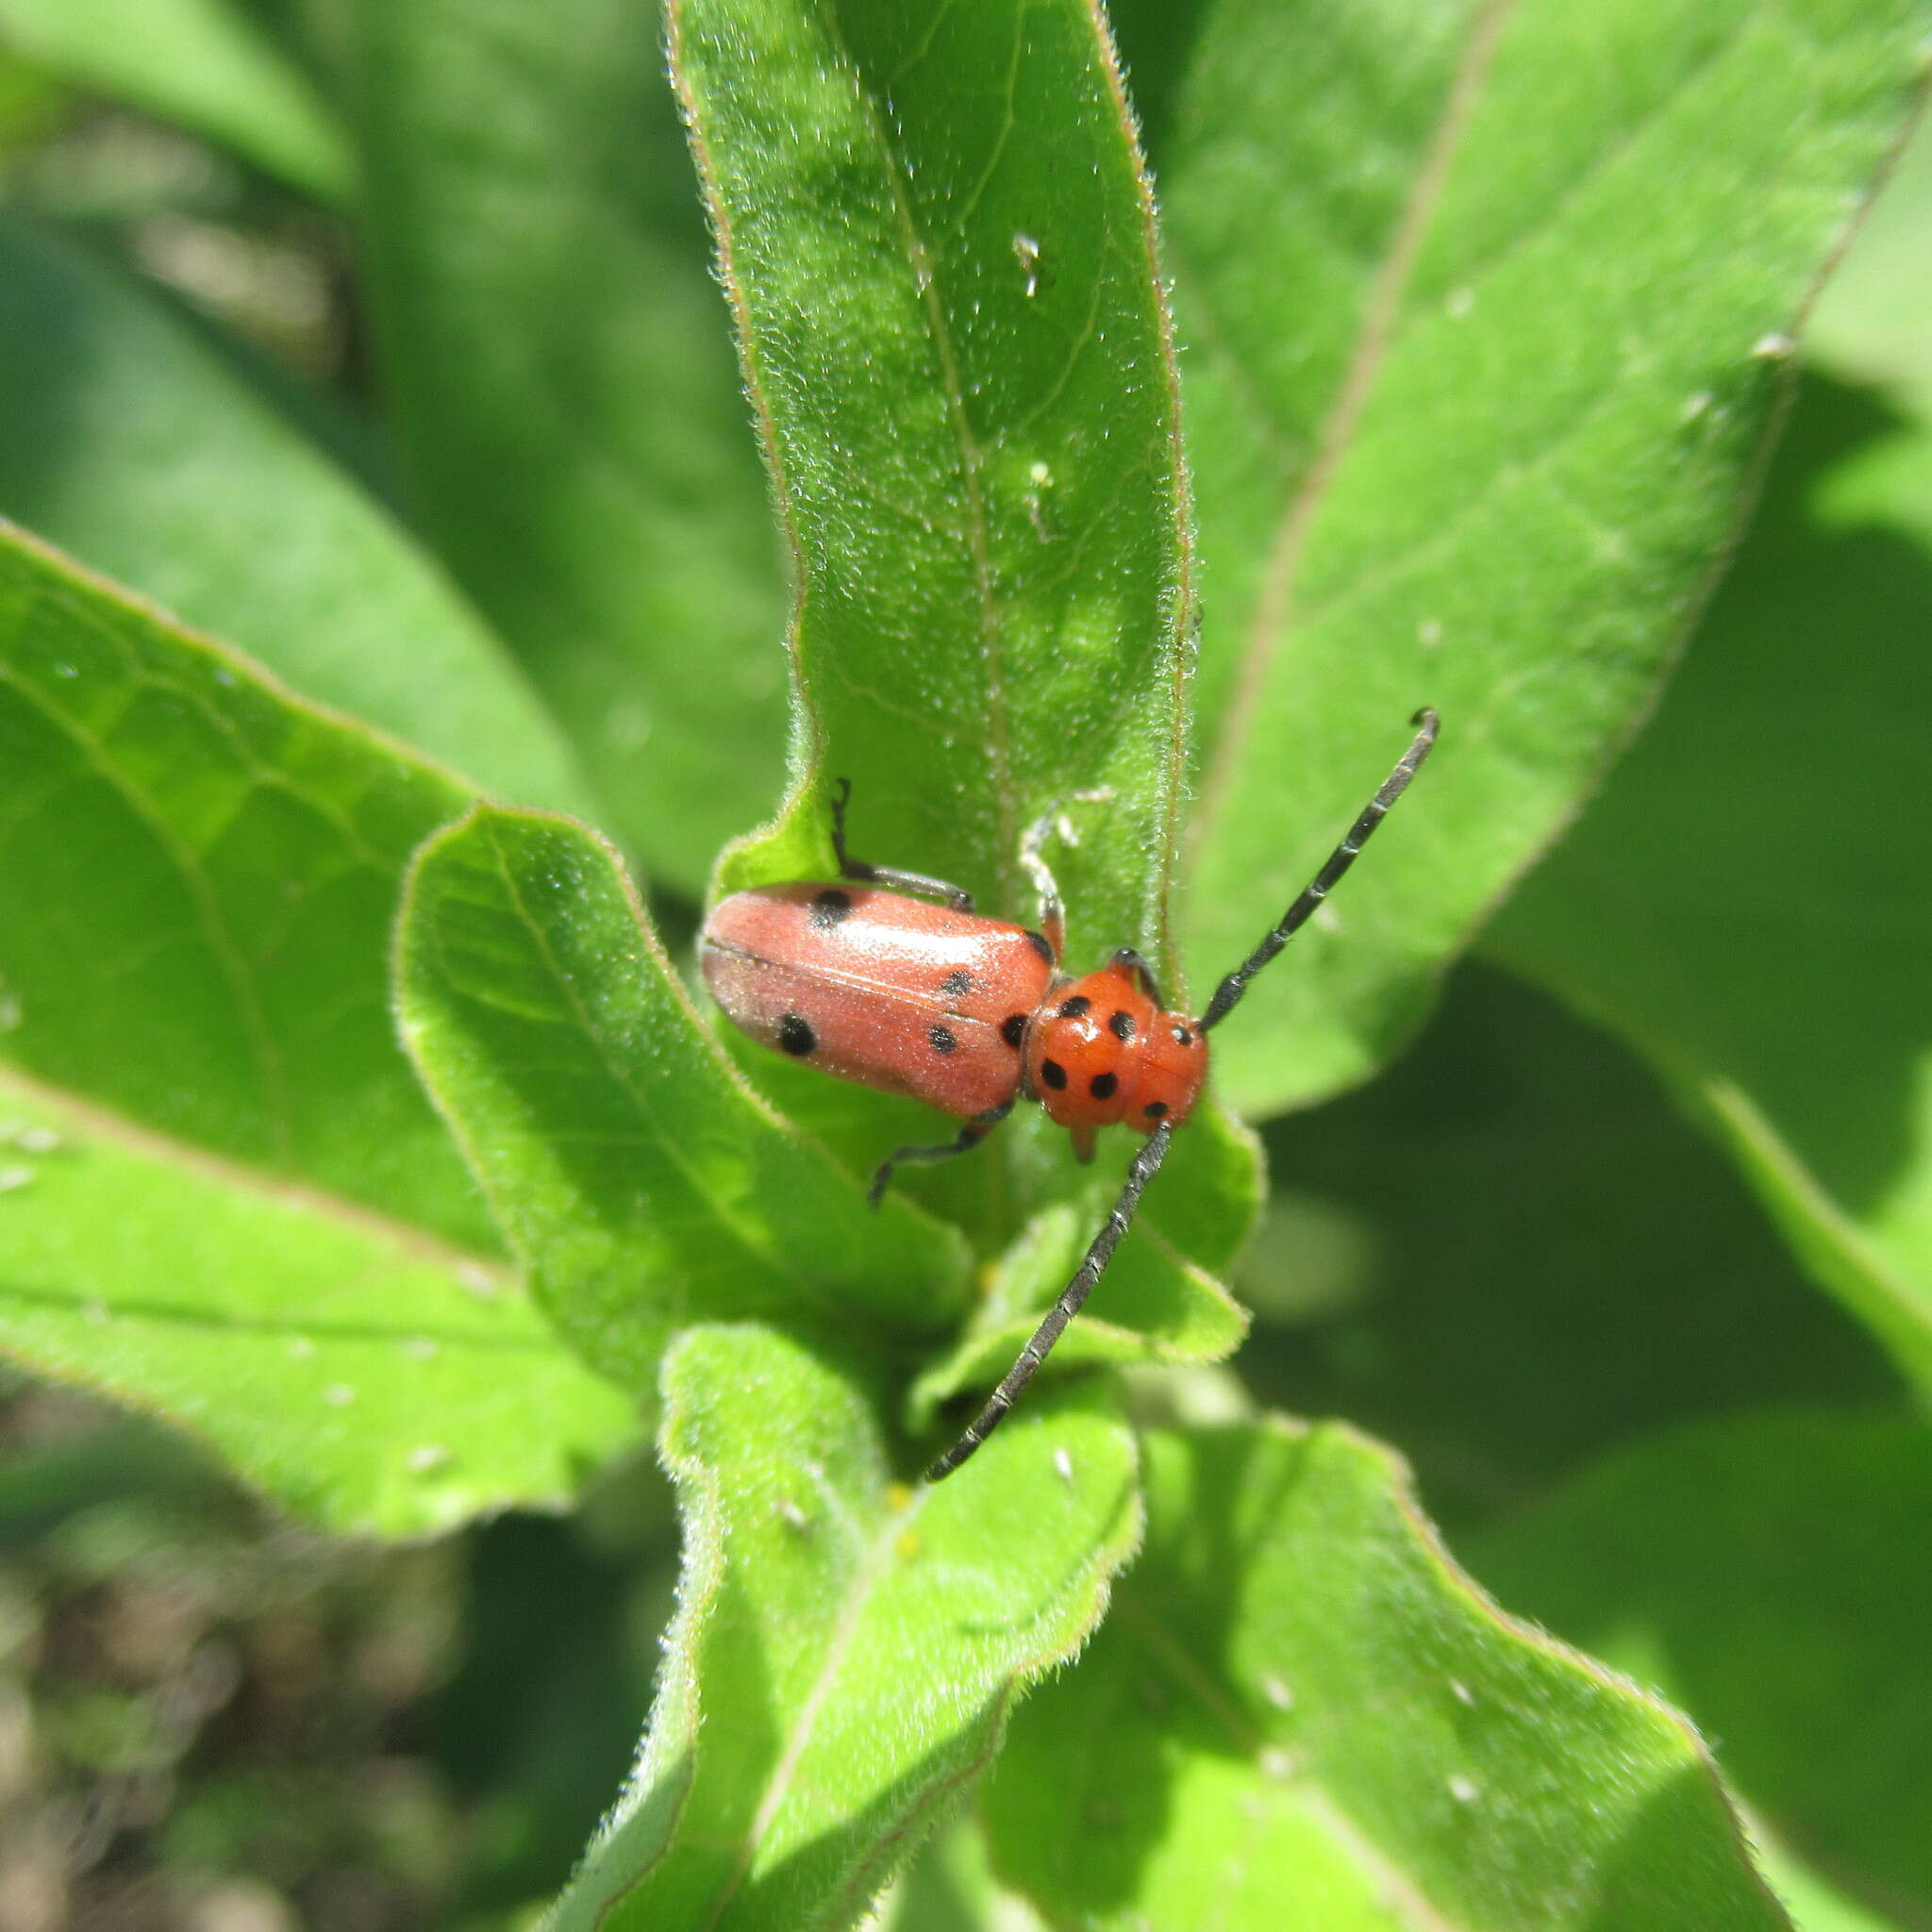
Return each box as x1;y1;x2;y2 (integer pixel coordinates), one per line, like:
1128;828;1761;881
1108;1009;1135;1041
778;1013;817;1057
1089;1072;1118;1101
1172;1025;1193;1047
1144;1100;1169;1119
1001;1012;1028;1048
1058;993;1091;1019
938;969;974;998
1024;929;1054;964
808;889;852;929
929;1024;958;1056
1041;1058;1068;1091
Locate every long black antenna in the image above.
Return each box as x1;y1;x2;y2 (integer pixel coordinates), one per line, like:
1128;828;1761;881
1198;708;1438;1034
925;1124;1174;1481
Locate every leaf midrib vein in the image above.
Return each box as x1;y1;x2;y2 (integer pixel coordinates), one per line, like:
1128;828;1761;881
1117;1596;1474;1932
1187;0;1518;871
814;0;1018;894
0;1060;506;1279
693;1488;913;1931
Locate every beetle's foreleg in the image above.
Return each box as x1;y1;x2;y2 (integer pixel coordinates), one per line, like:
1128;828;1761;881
1108;945;1167;1010
831;777;976;911
867;1102;1011;1208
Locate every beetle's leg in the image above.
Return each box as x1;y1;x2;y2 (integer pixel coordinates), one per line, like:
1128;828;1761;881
1108;946;1167;1010
831;778;974;911
925;1122;1174;1480
868;1102;1010;1208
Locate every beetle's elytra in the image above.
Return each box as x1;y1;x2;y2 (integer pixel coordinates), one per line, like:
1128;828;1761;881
702;709;1439;1479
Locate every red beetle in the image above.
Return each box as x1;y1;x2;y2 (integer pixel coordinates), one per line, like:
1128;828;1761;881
703;710;1439;1478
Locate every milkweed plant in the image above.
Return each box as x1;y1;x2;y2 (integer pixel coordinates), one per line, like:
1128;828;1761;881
0;2;1928;1928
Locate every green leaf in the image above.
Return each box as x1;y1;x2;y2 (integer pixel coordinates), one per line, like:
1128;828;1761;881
0;519;487;1240
393;805;973;1393
0;0;352;199
1468;1408;1932;1920
664;0;1262;1343
549;1323;1141;1931
908;1192;1247;1432
875;1818;1049;1932
1490;374;1932;1391
680;0;1194;964
346;0;789;894
0;216;597;825
1153;0;1931;1117
0;524;638;1532
1243;959;1901;1524
1807;107;1932;416
986;1420;1793;1931
1753;1846;1908;1932
0;1081;637;1539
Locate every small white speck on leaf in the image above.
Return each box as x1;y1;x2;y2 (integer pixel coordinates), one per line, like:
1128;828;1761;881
1445;285;1474;319
1449;1774;1480;1805
1451;1678;1475;1706
408;1444;451;1474
287;1336;316;1359
0;1165;33;1192
1013;231;1044;296
1053;1447;1074;1482
1262;1673;1294;1710
778;1498;811;1534
401;1337;440;1361
1750;331;1795;360
324;1384;357;1407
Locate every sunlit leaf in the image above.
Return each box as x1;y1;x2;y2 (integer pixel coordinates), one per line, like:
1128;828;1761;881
0;1080;637;1538
987;1419;1794;1931
0;522;636;1532
394;805;973;1392
1146;0;1931;1116
548;1323;1141;1929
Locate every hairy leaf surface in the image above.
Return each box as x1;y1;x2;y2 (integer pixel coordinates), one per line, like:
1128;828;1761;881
549;1324;1141;1930
1153;0;1931;1116
0;524;635;1532
987;1420;1793;1930
395;806;973;1392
